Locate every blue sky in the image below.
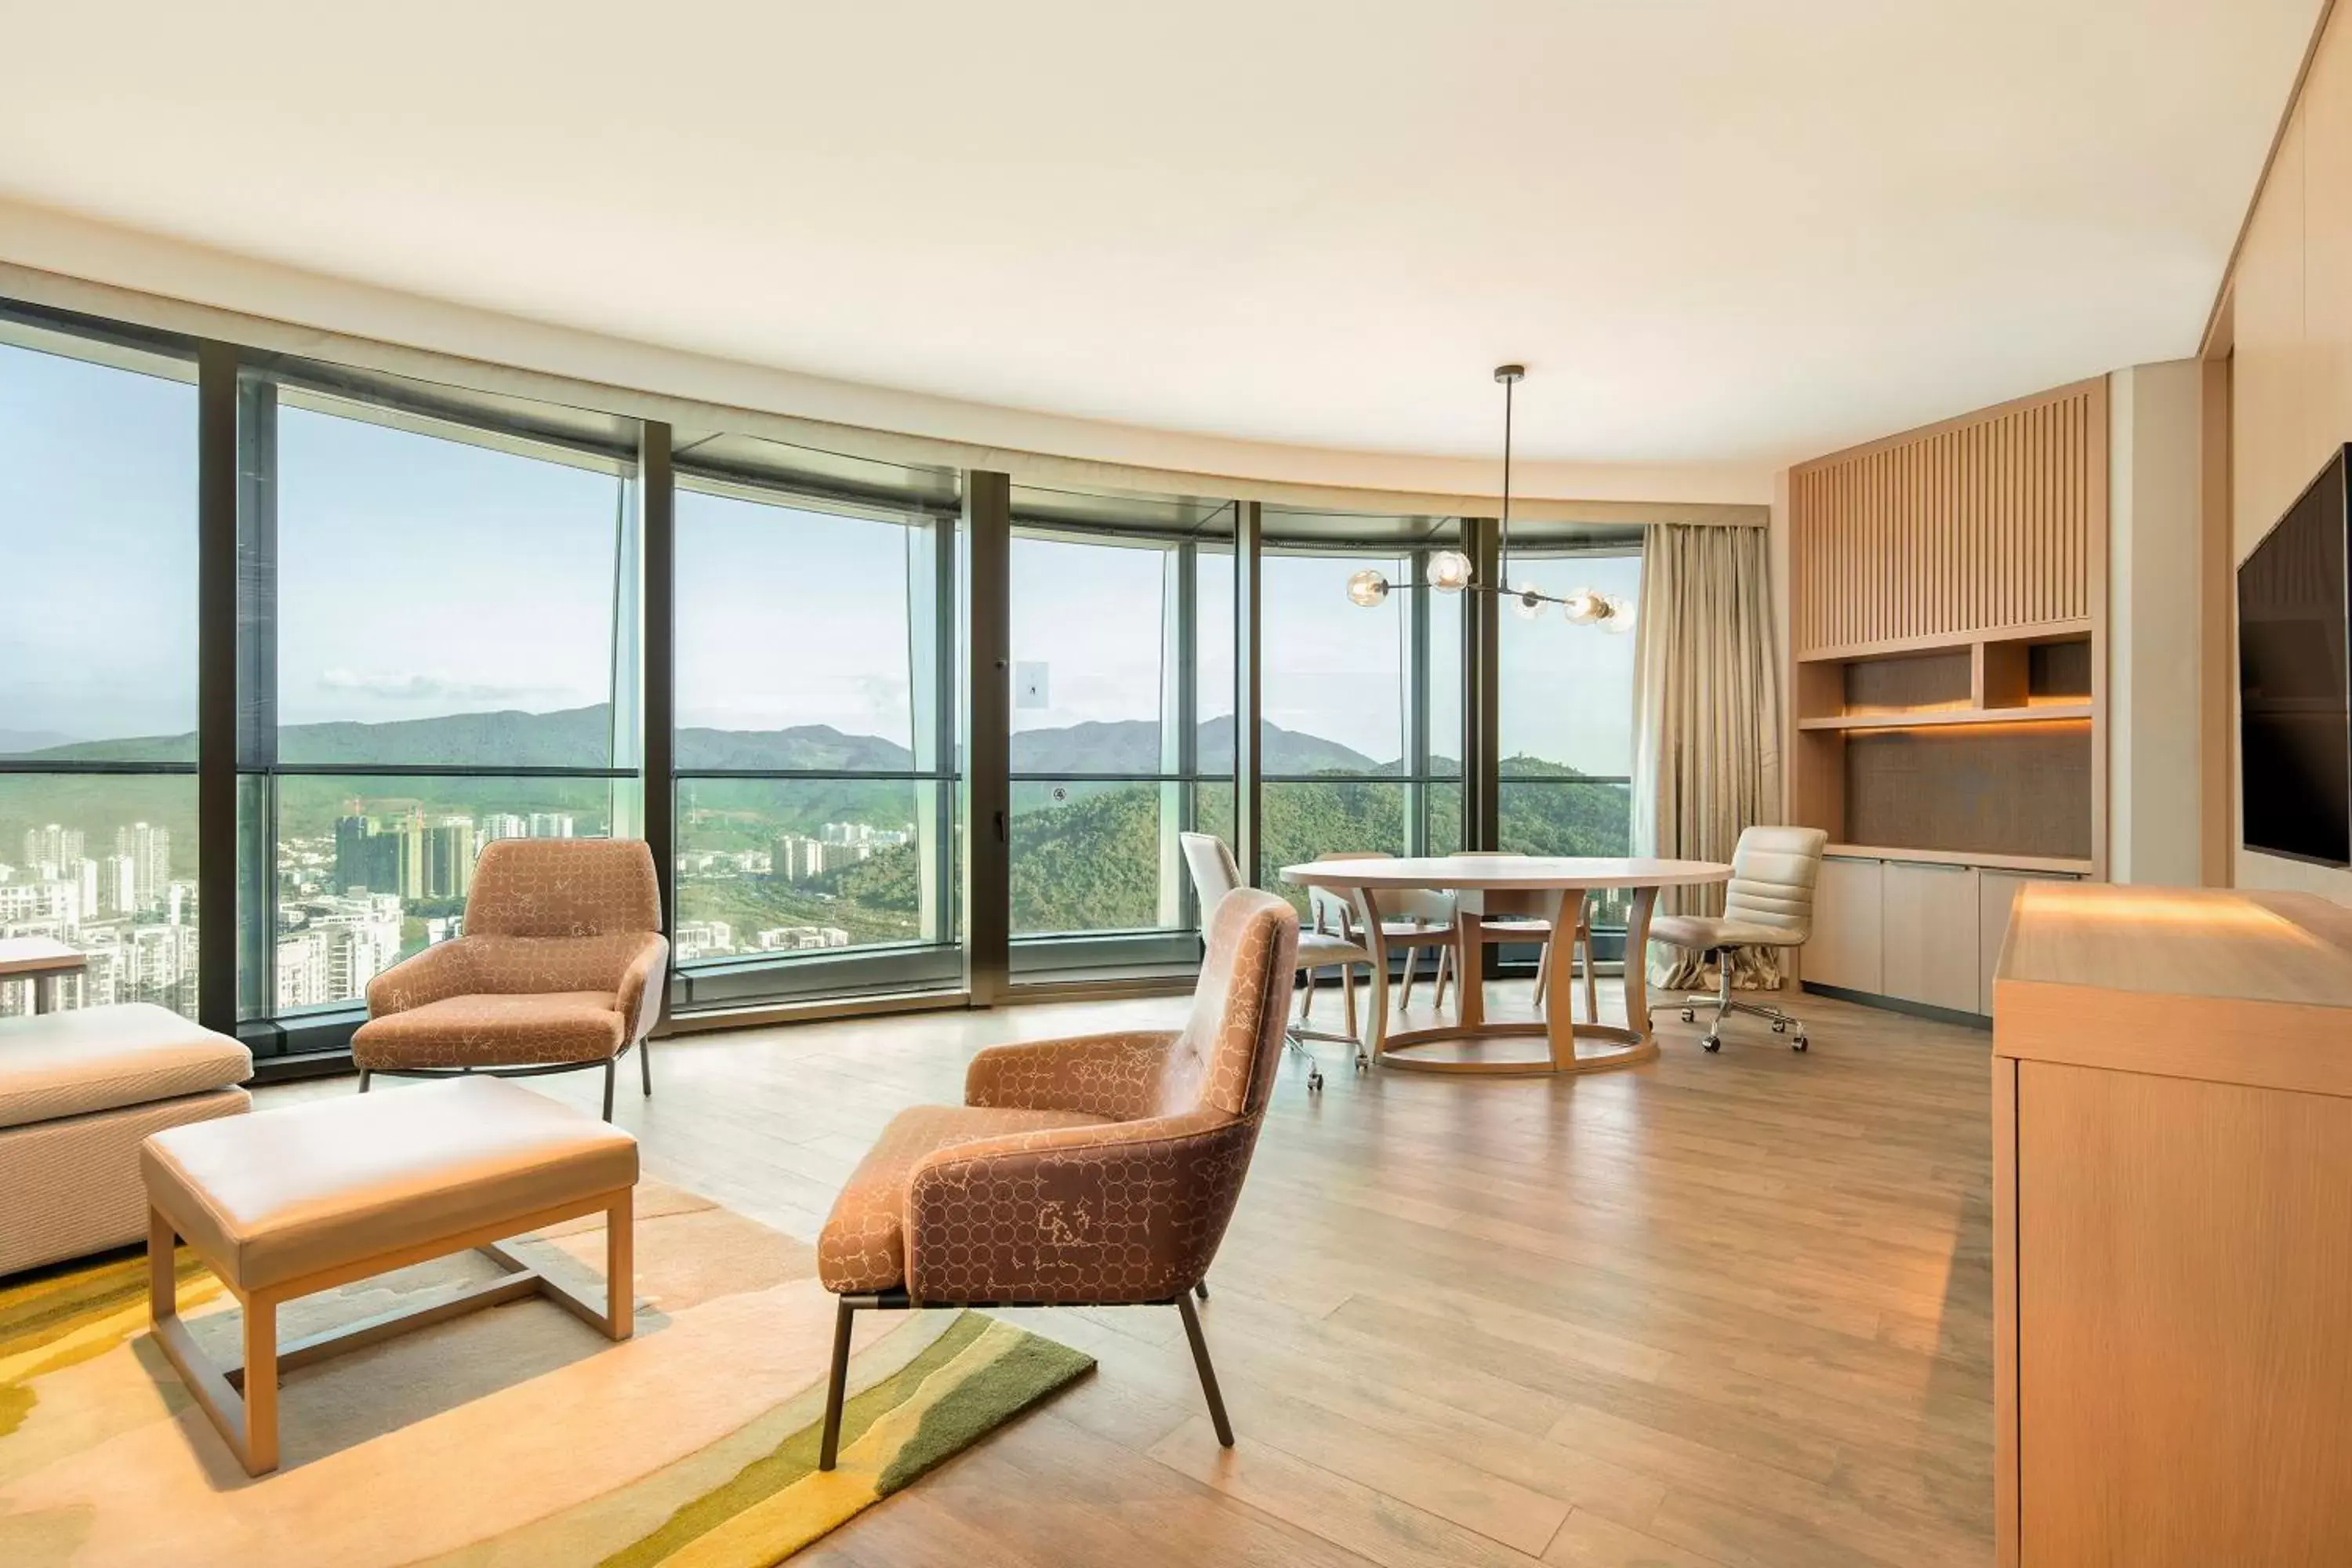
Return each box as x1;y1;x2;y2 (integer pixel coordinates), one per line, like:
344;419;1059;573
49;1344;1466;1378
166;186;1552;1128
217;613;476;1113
2;336;1639;772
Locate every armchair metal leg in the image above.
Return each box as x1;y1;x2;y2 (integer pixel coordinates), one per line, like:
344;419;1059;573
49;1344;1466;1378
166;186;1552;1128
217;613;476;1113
358;1070;372;1094
640;1036;653;1097
1176;1291;1234;1447
819;1295;856;1471
602;1059;616;1121
1193;1278;1210;1302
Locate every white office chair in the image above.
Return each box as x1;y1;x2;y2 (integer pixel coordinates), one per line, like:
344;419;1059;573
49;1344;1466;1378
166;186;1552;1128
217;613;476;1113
1180;832;1367;1091
1650;825;1828;1053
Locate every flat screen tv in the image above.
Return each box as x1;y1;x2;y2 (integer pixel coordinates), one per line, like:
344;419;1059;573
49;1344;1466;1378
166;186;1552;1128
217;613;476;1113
2239;444;2352;866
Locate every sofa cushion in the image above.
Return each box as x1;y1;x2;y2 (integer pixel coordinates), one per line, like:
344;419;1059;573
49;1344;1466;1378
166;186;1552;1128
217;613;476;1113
818;1103;1112;1294
0;1003;252;1131
141;1076;637;1291
350;990;626;1069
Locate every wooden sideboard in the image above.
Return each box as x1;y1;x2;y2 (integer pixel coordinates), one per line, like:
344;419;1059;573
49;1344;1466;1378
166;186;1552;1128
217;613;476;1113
1993;884;2352;1566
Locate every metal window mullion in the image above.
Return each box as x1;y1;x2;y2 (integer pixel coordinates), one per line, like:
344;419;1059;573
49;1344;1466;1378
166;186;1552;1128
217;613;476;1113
964;471;1012;1004
1233;502;1264;887
928;512;957;949
1156;544;1189;930
640;423;677;1021
1406;545;1431;856
196;342;240;1035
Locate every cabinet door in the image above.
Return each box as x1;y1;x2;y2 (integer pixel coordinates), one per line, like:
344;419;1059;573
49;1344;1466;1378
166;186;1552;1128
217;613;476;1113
1804;857;1883;993
1882;861;1980;1011
1979;870;2079;1015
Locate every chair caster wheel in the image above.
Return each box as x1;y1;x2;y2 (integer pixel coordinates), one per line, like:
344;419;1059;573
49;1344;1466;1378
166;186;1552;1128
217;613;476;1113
1792;1036;1809;1053
1680;1007;1695;1024
1701;1035;1722;1053
1308;1069;1324;1091
1772;1019;1788;1034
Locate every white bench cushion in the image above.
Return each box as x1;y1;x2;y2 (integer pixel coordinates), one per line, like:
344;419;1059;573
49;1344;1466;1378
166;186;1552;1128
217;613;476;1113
141;1076;637;1292
0;1003;252;1131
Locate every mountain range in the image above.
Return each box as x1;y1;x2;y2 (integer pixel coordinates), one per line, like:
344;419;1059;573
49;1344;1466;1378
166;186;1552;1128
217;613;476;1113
5;705;1414;777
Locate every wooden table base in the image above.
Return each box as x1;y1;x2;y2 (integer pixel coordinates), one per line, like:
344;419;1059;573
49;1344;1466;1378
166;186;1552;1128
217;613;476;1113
1356;884;1663;1077
148;1188;634;1476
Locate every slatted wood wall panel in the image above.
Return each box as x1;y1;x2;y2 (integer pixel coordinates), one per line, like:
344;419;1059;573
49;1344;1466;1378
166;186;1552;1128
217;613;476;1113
1791;379;2107;656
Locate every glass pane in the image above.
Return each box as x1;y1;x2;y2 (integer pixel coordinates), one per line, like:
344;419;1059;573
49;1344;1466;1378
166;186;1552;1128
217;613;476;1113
0;338;197;760
1427;575;1465;781
1501;553;1642;779
275;393;626;766
273;774;619;1012
674;777;940;960
1500;779;1636;927
1260;779;1407;912
1426;780;1464;857
1011;779;1164;936
676;488;928;764
1009;535;1167;770
0;774;198;1017
1261;554;1406;776
1195;548;1235;772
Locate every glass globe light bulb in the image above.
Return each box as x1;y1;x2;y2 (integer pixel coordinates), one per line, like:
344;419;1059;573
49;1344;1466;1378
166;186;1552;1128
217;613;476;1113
1561;586;1603;625
1599;593;1637;635
1425;550;1474;593
1512;580;1548;620
1344;568;1390;607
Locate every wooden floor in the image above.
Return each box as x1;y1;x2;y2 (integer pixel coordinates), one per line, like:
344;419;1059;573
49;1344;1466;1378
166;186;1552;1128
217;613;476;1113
271;980;1994;1568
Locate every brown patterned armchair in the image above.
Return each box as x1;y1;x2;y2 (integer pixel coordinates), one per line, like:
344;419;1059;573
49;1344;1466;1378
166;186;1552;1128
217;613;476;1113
812;886;1300;1469
350;839;668;1120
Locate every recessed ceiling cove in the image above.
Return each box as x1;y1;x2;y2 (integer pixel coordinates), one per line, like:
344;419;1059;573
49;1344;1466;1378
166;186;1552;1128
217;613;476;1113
0;0;2318;477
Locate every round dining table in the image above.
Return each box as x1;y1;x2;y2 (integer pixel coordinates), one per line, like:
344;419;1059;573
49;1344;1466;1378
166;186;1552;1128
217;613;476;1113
1279;855;1733;1076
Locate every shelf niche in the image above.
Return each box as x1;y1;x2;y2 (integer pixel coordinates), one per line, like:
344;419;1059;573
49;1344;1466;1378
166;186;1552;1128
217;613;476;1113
1794;629;2097;864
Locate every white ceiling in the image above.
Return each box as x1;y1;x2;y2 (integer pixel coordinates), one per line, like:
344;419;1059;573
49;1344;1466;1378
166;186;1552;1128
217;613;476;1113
0;1;2321;485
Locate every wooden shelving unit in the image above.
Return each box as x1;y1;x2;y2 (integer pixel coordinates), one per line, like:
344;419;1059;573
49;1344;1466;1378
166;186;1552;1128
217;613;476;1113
1784;377;2109;1018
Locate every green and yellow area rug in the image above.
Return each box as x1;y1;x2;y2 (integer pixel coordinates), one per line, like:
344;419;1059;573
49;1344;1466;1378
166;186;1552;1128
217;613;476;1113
0;1183;1093;1566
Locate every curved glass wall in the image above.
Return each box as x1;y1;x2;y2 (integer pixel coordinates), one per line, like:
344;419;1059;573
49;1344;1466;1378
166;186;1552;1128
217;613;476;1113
0;282;1670;1054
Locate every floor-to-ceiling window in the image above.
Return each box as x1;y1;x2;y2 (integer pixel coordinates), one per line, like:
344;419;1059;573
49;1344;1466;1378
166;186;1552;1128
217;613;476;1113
1498;543;1643;936
0;307;201;1018
668;434;963;1007
236;361;642;1029
1006;488;1234;977
1258;514;1465;905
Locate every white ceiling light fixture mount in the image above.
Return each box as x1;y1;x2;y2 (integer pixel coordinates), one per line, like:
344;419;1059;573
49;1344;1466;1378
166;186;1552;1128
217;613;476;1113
1348;365;1634;633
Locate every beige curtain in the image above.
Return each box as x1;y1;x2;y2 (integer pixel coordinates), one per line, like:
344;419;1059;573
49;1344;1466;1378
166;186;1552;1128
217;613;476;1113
1630;523;1784;989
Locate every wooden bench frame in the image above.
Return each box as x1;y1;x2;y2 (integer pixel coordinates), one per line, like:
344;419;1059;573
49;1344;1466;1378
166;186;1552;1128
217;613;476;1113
147;1185;633;1475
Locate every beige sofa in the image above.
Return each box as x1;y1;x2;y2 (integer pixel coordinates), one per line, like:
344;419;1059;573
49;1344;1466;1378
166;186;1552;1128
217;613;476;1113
0;1003;252;1277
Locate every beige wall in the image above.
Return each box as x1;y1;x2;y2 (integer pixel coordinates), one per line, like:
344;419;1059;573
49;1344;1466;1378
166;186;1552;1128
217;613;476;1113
2227;0;2352;901
2107;361;2205;886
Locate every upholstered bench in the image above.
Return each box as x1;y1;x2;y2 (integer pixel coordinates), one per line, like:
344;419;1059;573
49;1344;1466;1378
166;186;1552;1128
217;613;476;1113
142;1076;637;1475
0;1002;251;1277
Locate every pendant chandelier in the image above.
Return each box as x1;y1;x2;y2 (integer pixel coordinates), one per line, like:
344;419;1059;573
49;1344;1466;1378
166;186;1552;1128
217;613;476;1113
1343;365;1635;633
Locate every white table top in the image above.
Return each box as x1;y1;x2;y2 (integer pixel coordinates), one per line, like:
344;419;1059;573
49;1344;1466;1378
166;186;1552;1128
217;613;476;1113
0;937;87;976
1280;855;1733;891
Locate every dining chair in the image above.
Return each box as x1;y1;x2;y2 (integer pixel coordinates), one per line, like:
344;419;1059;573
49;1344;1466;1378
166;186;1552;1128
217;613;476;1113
1179;832;1366;1091
1653;826;1827;1052
1454;851;1596;1022
1305;851;1457;1014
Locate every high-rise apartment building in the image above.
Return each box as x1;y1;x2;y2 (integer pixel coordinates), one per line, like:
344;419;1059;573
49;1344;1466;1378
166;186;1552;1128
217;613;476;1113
114;822;171;913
